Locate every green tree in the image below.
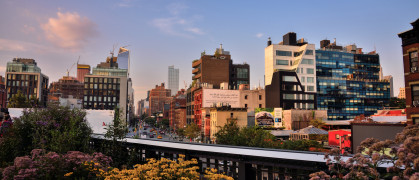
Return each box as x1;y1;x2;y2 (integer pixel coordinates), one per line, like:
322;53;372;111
7;90;29;108
309;118;325;129
176;128;186;139
238;126;277;148
157;118;170;130
214;118;241;145
104;108;129;168
144;116;156;127
184;123;200;140
389;97;406;109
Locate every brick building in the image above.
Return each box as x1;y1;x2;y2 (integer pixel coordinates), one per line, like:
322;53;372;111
169;89;186;130
398;18;419;125
149;83;171;116
0;76;6;108
49;76;84;104
77;64;90;83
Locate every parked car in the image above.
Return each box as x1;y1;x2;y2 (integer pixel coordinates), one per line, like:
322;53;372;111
157;135;162;139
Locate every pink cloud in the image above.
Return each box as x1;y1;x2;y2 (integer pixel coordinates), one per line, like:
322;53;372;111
41;12;98;50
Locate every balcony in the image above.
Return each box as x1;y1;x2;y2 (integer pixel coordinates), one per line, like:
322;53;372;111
192;68;200;74
192;59;201;68
193;73;201;80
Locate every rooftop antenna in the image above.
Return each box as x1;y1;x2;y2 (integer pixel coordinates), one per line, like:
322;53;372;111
219;43;223;53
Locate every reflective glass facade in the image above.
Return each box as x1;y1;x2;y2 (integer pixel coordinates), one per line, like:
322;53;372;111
316;50;390;120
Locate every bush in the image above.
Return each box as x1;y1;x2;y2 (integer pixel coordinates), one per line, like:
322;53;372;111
2;149;112;179
0;106;92;167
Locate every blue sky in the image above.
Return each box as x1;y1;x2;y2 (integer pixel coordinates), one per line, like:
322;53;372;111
0;0;418;104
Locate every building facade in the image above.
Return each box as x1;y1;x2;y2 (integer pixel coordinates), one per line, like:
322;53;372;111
0;76;6;108
77;64;90;83
149;83;171;116
5;58;49;107
316;41;390;120
210;106;247;142
265;33;317;110
168;65;179;96
398;18;419;125
398;87;406;99
49;76;84;103
383;75;394;97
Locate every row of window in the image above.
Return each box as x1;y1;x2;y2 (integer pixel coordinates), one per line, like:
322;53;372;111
296;68;315;74
276;50;314;57
84;77;120;84
84;84;120;90
283;94;315;100
276;59;314;66
83;96;118;102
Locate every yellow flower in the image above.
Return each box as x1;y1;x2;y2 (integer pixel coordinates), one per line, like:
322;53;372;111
64;172;73;177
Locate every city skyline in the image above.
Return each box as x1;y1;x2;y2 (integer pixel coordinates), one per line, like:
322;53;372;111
0;0;418;105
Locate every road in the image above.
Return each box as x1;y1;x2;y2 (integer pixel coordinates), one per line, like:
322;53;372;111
126;123;188;142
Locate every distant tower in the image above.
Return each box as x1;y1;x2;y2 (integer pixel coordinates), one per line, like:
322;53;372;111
168;65;179;96
117;46;130;76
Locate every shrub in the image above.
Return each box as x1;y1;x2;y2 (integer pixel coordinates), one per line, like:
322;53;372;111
2;149;111;179
0;106;92;167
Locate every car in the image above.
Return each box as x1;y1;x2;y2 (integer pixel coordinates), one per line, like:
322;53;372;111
142;132;147;135
149;134;154;138
157;135;162;139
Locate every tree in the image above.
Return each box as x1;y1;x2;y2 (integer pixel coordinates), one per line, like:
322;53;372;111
184;123;201;140
104;108;129;167
158;118;170;130
176;128;185;139
7;90;29;108
214;118;241;145
144;116;156;127
389;97;406;109
310;118;325;129
309;125;419;180
27;94;39;107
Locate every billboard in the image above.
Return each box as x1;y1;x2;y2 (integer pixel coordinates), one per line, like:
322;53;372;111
202;89;240;108
255;108;283;128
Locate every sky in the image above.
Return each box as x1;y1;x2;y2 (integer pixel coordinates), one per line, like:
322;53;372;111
0;0;418;107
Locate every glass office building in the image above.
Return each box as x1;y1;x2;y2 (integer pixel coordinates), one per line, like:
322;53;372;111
316;49;390;120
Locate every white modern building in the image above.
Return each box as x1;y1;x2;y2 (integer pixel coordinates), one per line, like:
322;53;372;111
168;65;179;96
383;75;394;97
265;33;316;109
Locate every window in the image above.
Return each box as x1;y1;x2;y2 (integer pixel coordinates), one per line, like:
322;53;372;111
259;95;262;100
294;50;303;57
276;50;292;56
245;104;247;108
300;68;304;73
307;86;314;91
410;51;418;72
305;50;313;55
301;77;305;82
307;68;314;74
307;77;314;83
412;85;419;105
237;68;248;78
308;94;315;100
283;94;294;100
301;59;314;65
245;95;248;99
282;76;297;82
276;60;289;65
259;104;262;108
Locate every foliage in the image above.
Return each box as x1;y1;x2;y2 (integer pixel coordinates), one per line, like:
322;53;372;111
310;118;326;129
389;97;406;109
309;124;419;180
215;119;322;151
184;123;201;140
103;108;128;168
2;149;111;180
101;155;232;180
144;116;156;127
0;106;92;167
176;128;186;139
157;118;170;130
7;90;29;108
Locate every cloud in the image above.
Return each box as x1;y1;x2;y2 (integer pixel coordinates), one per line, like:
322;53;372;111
151;3;204;38
22;25;36;34
41;12;98;50
0;66;5;74
256;33;264;38
0;38;47;52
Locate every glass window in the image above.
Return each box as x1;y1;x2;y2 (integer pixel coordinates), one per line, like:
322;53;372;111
245;95;248;99
305;50;313;55
283;94;294;100
308;94;314;100
301;77;305;82
259;95;262;100
307;77;314;83
412;85;419;104
410;51;418;73
307;68;314;74
282;76;297;82
237;68;248;78
276;60;288;65
276;50;292;56
294;50;303;57
301;68;304;73
307;86;314;91
301;59;314;65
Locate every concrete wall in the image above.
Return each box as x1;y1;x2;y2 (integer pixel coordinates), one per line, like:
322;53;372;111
210;109;247;139
352;124;406;153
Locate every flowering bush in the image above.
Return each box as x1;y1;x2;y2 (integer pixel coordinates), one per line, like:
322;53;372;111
0;106;92;166
309;124;419;180
2;149;112;179
100;155;232;180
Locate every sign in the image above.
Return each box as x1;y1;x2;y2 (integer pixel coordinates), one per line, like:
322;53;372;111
202;89;240;108
255;108;283;128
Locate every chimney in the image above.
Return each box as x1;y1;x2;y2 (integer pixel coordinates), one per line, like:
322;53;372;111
267;37;272;47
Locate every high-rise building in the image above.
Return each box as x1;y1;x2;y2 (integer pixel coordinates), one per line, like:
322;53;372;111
5;58;49;107
117;47;130;75
82;53;133;123
264;33;317;110
77;64;90;83
398;87;406;99
398;18;419;125
383;75;394;97
192;45;249;90
168;65;179;96
316;40;390;120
